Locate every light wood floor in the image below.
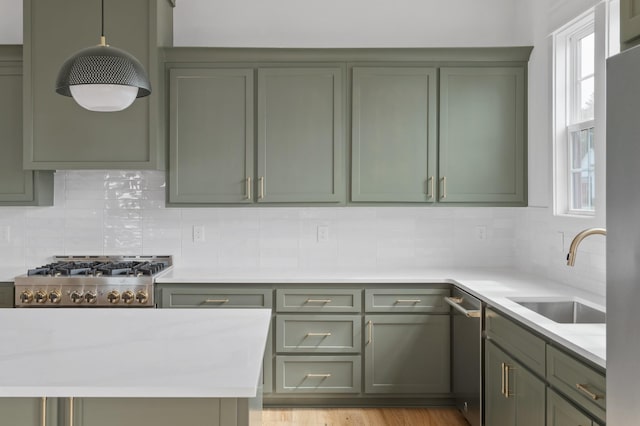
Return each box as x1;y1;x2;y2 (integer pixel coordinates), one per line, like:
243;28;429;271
262;407;469;426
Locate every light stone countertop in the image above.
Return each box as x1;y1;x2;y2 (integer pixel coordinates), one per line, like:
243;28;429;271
0;308;271;398
157;267;607;369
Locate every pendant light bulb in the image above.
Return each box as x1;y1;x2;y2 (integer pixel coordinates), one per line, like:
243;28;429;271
55;0;151;112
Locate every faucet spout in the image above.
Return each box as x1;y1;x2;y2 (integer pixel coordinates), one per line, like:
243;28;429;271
566;228;606;266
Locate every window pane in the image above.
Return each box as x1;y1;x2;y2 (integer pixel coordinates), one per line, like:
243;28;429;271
569;127;595;211
580;32;595;77
579;76;595;121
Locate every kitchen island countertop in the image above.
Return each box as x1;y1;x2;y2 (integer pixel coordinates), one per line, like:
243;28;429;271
0;308;270;398
157;267;606;369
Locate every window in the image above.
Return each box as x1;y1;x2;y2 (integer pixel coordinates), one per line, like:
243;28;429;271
553;1;619;217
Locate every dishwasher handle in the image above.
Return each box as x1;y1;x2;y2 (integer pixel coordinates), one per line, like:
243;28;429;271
445;296;481;318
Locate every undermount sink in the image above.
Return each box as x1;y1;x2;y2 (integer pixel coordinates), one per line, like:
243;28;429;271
512;299;606;324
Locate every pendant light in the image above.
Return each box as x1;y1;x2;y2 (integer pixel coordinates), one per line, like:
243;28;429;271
55;0;151;112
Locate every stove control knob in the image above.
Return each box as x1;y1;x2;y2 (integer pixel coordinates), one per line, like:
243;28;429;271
70;290;83;304
48;289;62;304
34;289;47;304
135;290;149;304
19;290;34;304
84;291;97;304
121;290;135;304
107;290;121;304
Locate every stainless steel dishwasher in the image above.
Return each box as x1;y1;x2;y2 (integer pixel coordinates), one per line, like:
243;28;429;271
446;287;483;426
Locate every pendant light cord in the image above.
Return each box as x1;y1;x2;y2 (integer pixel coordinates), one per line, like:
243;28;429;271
99;0;106;46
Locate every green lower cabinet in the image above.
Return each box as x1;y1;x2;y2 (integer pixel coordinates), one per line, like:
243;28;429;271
0;283;13;307
547;389;594;426
71;398;258;426
364;314;450;394
485;341;545;426
275;355;361;393
0;398;56;426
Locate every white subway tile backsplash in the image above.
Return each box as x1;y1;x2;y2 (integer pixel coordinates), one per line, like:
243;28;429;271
4;170;601;288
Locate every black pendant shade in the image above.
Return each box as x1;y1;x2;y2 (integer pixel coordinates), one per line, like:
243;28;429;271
55;44;151;98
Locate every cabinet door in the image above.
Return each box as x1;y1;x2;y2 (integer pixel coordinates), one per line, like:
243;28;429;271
169;68;254;204
439;67;525;204
0;51;53;206
547;389;593;426
0;398;56;426
23;0;172;170
485;341;516;426
257;67;344;203
364;315;450;394
621;0;640;48
485;341;545;426
351;67;437;202
71;398;226;426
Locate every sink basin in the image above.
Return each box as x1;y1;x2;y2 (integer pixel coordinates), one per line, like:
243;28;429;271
513;300;606;324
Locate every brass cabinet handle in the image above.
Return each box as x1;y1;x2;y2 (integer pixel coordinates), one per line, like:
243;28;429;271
258;176;265;199
367;320;373;345
306;332;332;337
504;364;511;398
395;299;421;304
501;362;506;396
441;176;447;199
204;299;230;304
305;373;331;378
305;299;332;304
41;397;47;426
576;383;604;400
69;397;74;426
428;176;434;199
245;177;252;200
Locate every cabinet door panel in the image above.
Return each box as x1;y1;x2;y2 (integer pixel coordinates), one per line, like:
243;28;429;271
257;68;344;203
352;67;437;202
0;55;53;206
485;341;515;426
169;68;254;204
439;67;525;204
0;398;53;426
24;0;171;169
364;315;450;394
547;389;594;426
621;0;640;46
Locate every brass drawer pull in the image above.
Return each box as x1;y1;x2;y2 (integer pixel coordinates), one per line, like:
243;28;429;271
504;364;513;398
305;299;332;304
395;299;421;303
500;362;506;396
306;332;332;337
444;296;481;318
576;383;604;400
69;397;74;426
305;373;331;378
245;177;252;200
258;176;265;199
367;320;373;344
441;176;447;199
426;176;434;199
41;397;47;426
204;299;230;304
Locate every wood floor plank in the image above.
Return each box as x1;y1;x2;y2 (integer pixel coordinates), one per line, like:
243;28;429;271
261;407;469;426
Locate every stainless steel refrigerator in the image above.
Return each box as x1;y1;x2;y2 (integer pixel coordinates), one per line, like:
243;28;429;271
606;43;640;424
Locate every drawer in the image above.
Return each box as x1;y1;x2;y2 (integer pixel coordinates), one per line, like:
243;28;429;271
275;355;361;393
276;289;361;313
160;288;272;308
364;288;449;313
547;345;606;422
485;307;546;376
276;315;361;353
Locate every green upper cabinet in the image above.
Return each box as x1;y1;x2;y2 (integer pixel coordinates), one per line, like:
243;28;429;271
23;0;174;170
351;67;437;202
621;0;640;49
168;68;254;204
439;67;526;205
0;46;53;206
257;67;344;203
